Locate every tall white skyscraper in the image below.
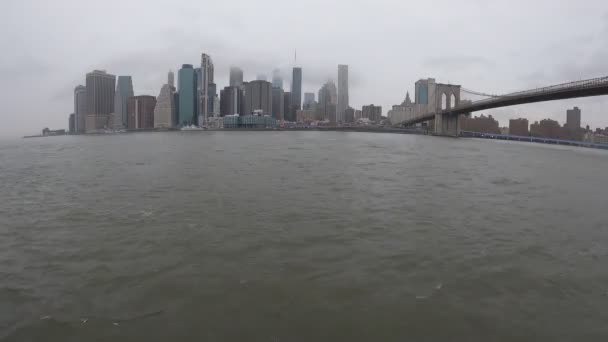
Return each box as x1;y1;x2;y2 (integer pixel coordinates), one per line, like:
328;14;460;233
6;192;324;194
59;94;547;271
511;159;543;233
337;65;349;123
198;53;214;125
154;84;176;129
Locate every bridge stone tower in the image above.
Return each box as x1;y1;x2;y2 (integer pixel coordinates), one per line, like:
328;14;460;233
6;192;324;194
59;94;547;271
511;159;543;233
414;78;461;136
433;83;461;136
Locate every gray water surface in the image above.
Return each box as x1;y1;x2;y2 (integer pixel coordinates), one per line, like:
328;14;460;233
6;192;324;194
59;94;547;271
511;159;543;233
1;131;608;341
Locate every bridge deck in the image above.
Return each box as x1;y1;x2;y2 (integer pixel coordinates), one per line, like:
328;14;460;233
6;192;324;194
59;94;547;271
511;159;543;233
400;76;608;126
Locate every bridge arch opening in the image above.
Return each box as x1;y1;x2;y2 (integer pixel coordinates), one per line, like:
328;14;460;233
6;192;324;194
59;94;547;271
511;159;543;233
441;93;448;110
451;94;457;109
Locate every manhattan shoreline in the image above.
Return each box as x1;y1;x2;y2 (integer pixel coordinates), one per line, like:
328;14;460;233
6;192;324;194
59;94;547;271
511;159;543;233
22;127;608;150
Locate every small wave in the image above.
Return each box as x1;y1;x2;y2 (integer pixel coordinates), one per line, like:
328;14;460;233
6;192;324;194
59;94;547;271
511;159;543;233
139;211;154;218
491;177;524;186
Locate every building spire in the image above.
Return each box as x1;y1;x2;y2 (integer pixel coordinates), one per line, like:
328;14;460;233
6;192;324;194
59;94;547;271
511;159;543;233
403;91;412;105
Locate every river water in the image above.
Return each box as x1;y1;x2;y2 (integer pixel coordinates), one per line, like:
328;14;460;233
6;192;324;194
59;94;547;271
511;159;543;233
1;131;608;341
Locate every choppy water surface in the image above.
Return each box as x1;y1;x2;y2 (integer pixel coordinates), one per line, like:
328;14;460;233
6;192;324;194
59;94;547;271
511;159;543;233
1;131;608;341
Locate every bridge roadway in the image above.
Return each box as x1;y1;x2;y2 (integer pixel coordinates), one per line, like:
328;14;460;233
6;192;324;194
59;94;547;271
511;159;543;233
400;76;608;127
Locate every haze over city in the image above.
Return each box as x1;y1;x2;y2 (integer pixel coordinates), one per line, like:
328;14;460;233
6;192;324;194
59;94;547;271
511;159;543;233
1;0;608;137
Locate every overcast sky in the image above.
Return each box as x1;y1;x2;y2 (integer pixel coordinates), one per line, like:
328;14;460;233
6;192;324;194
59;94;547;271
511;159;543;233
1;0;607;136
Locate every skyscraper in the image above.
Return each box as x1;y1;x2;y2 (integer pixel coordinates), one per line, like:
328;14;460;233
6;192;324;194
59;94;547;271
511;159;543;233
178;64;197;126
230;66;244;87
244;80;273;115
283;92;292;121
362;105;382;122
291;67;302;117
154;73;176;129
318;81;337;122
272;87;284;120
565;106;583;141
114;76;134;129
85;70;116;132
213;94;220;118
220;86;243;116
74;85;87;133
198;53;214;125
208;83;217;115
127;95;156;129
69;113;76;133
344;107;355;123
272;69;283;89
303;92;315;109
168;70;175;88
567;107;581;129
337;65;349;123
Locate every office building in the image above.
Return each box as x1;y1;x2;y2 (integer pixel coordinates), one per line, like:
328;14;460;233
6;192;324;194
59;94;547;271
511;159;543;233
213;94;220;117
114;76;134;129
567;107;581;129
272;87;284;120
220;86;243;116
198;53;214;125
530;119;562;139
208;83;217;116
272;69;283;89
223;115;277;129
291;67;302;116
69;113;75;133
244;80;272;115
362;104;382;122
296;110;316;123
230;66;244;87
337;65;349;122
509;118;529;136
283;92;293;121
344;107;355;123
240;81;249;115
178;64;197;126
85;70;116;132
154;82;176;129
74;85;87;133
127;95;156;129
303;92;315;109
168;71;175;88
317;81;337;121
565;106;583;141
462;114;501;134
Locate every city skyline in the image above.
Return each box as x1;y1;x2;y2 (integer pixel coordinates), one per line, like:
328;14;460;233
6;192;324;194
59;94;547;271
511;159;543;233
2;0;608;136
46;56;608;135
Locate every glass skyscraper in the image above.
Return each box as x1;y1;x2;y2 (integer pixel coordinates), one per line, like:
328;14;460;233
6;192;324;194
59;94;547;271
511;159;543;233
178;64;197;126
291;67;302;116
114;76;134;129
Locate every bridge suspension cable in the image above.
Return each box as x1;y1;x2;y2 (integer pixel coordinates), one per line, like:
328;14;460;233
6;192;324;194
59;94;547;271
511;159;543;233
460;88;503;98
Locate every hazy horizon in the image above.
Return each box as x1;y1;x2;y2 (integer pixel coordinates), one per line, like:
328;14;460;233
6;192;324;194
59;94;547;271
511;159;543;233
1;0;608;137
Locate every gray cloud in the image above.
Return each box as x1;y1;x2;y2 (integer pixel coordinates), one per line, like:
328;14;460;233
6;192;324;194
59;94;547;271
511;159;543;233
424;56;494;71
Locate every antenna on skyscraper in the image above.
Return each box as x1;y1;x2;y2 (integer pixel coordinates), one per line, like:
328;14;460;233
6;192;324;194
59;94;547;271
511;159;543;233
294;49;297;66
